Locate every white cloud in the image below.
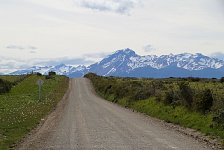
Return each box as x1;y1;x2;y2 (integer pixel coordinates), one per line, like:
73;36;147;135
74;0;141;14
143;44;156;52
6;45;38;50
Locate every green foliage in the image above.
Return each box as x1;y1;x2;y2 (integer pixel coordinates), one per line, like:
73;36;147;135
0;79;12;94
202;89;213;112
213;110;224;126
130;98;224;139
48;71;56;76
85;73;152;103
179;82;193;108
0;76;23;83
45;75;52;80
0;75;30;93
45;71;57;80
0;75;69;149
187;77;201;82
221;77;224;83
36;72;42;76
163;90;174;105
193;89;213;114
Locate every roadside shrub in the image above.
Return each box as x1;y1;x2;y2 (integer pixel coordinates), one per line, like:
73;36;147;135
45;71;57;80
163;91;174;105
202;89;213;112
130;87;151;101
188;77;200;82
0;79;12;94
193;89;213;114
213;110;224;128
212;97;224;112
179;82;193;108
152;80;164;90
220;77;224;83
84;72;97;78
45;75;52;80
48;71;56;76
85;73;222;115
36;72;42;76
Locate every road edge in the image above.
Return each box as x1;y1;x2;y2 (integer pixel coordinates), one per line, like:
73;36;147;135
14;79;72;150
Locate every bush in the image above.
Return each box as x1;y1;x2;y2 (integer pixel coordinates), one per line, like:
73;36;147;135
45;75;52;80
85;73;221;115
45;71;57;80
48;71;56;76
188;77;200;82
221;77;224;83
163;91;174;105
179;82;193;108
213;110;224;128
0;79;12;94
201;89;213;112
36;72;42;76
193;89;213;114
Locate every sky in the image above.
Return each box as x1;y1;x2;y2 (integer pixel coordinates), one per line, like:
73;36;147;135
0;0;224;73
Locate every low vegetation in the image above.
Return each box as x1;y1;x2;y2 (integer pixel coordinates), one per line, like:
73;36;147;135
0;74;69;149
85;73;224;145
0;75;29;94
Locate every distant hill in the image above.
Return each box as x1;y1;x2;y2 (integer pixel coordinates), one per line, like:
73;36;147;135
9;48;224;78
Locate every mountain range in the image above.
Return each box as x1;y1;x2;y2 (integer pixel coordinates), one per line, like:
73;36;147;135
9;48;224;78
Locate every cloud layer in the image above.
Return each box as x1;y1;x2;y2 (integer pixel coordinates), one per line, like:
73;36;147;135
75;0;141;14
143;44;156;52
0;51;109;74
6;45;37;50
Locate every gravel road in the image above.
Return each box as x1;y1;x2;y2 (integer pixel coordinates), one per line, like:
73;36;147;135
18;78;212;150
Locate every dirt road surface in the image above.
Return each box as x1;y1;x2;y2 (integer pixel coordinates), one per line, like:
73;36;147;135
18;78;212;150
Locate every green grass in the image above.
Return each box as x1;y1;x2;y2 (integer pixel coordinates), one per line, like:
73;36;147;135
128;98;224;139
112;96;224;147
0;75;26;83
0;75;69;149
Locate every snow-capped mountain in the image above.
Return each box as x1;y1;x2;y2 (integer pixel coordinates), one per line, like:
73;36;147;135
87;48;224;78
9;48;224;78
10;64;87;78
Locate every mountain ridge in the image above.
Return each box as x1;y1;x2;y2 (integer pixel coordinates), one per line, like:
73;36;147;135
8;48;224;78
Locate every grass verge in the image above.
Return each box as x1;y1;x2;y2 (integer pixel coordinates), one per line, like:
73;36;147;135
0;75;69;149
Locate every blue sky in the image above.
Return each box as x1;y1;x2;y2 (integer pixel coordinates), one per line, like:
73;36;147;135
0;0;224;73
